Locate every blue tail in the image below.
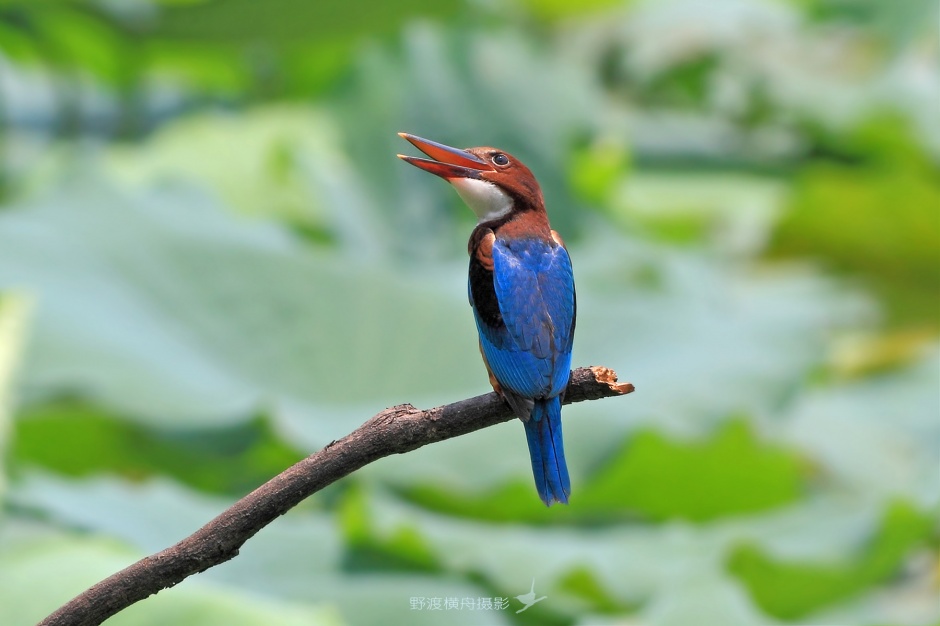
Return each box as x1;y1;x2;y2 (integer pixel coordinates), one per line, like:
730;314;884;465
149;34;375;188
523;396;570;506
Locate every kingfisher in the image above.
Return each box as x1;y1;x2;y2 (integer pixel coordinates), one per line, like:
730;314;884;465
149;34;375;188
398;133;576;506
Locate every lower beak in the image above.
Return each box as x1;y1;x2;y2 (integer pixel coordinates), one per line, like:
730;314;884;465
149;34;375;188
397;132;494;179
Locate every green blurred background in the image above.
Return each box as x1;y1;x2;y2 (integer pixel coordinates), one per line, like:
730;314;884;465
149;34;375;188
0;1;937;625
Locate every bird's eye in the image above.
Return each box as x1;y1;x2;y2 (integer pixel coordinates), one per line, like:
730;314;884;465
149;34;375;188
492;153;509;166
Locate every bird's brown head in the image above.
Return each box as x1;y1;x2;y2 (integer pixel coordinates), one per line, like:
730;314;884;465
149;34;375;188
397;132;545;222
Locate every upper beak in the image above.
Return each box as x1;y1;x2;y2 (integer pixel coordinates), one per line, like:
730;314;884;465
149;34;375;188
397;132;493;179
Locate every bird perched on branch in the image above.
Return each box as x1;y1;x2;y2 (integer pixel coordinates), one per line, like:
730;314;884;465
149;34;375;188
398;133;576;506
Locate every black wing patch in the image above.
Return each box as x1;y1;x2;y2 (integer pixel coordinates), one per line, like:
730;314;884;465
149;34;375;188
469;256;502;329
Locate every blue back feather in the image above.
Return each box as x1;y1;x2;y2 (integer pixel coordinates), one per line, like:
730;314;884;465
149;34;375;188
473;237;575;400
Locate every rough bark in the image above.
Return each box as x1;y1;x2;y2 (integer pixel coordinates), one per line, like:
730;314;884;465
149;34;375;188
38;366;634;626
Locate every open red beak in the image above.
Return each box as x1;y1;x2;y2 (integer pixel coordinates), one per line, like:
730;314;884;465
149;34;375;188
397;132;493;179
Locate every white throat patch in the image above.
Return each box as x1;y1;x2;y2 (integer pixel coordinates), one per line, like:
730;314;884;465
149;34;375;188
449;178;513;222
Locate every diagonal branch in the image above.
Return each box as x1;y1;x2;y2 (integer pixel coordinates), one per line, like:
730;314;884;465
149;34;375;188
38;366;634;626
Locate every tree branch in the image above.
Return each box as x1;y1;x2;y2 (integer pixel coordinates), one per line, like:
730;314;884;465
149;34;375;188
38;366;633;626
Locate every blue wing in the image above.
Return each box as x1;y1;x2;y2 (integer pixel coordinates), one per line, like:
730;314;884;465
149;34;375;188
472;237;575;400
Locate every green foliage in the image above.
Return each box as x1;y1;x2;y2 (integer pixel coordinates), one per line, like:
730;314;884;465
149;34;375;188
555;567;626;615
640;54;721;109
401;419;805;523
567;140;632;208
0;176;482;423
0;531;344;626
0;295;31;503
30;8;127;82
518;0;628;21
579;420;804;521
106;107;340;233
11;400;304;495
0;0;464;99
728;501;936;620
339;485;441;574
770;120;940;328
155;0;461;42
10;477;508;626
